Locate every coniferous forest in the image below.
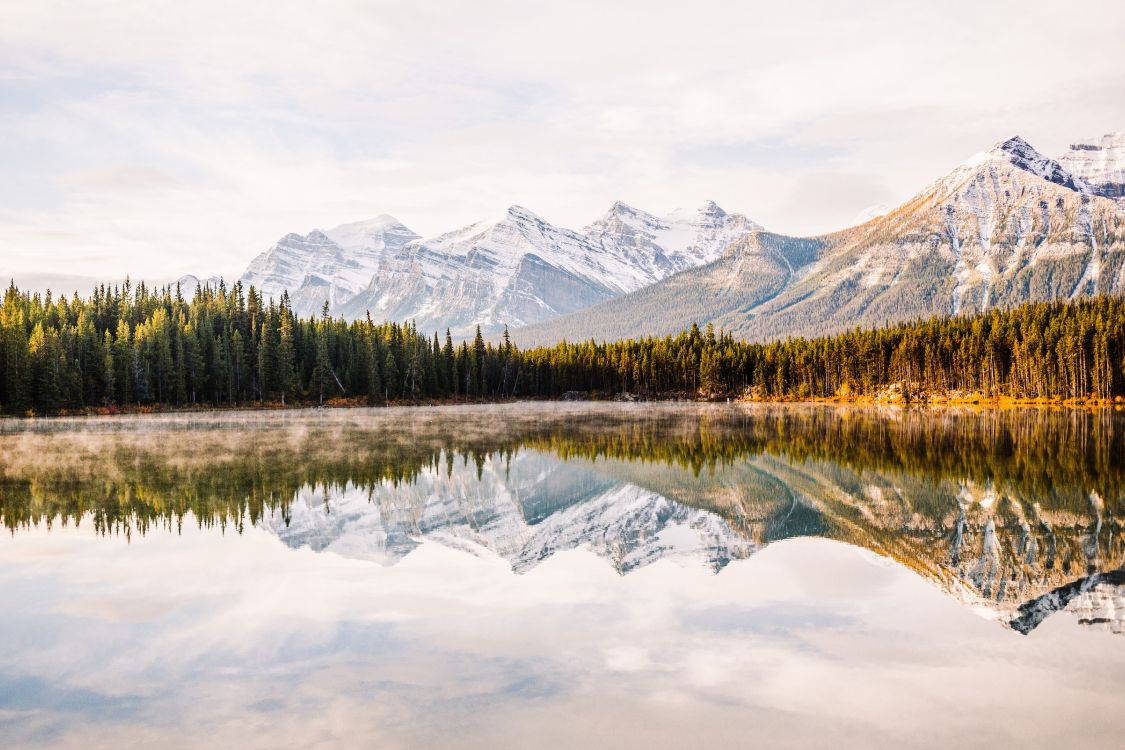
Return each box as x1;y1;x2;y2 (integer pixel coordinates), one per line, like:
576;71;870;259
1;279;1124;415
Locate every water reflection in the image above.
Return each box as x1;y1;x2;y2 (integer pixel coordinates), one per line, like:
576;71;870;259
1;403;1123;636
264;453;754;573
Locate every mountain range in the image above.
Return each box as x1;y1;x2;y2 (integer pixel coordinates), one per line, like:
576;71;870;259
515;134;1125;344
184;132;1125;343
234;201;758;335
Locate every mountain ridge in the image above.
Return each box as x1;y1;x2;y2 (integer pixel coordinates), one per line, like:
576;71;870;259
179;132;1125;344
230;200;757;334
512;134;1125;346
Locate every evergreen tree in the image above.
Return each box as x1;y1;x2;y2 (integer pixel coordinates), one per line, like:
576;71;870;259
383;349;400;400
312;327;331;404
277;309;296;405
257;317;275;401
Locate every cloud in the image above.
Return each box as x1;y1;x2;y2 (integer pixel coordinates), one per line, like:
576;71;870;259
1;0;1123;285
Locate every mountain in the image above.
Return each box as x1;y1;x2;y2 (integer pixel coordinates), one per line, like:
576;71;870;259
240;214;421;319
513;135;1125;346
176;274;222;291
239;202;758;333
582;200;761;278
1058;132;1125;199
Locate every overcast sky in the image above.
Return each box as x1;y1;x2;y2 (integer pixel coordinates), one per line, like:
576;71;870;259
3;0;1124;293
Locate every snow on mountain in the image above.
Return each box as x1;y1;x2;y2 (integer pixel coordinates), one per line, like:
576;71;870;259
176;274;223;290
229;131;1124;341
516;134;1125;346
244;201;758;334
259;450;754;574
961;135;1091;193
583;200;761;278
240;215;420;319
1058;133;1125;200
335;205;627;334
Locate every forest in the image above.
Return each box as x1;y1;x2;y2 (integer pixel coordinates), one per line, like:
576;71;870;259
0;278;1124;414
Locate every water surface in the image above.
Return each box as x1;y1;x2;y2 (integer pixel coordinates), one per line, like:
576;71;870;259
1;403;1123;748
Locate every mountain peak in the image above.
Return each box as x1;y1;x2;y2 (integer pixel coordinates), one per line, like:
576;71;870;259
333;213;405;228
698;200;726;216
505;204;547;224
990;134;1034;157
325;214;413;237
176;274;222;290
976;135;1089;193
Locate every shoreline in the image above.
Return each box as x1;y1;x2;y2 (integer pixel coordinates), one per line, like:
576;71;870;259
4;392;1124;419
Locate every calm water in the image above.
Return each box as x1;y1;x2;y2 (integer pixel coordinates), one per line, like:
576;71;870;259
1;403;1124;748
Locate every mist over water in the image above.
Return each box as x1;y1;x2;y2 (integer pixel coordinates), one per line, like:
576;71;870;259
1;403;1124;748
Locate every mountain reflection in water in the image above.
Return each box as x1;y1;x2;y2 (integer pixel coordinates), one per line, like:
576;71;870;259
1;403;1122;635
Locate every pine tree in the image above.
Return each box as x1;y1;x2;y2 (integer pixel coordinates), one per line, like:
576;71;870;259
383;349;400;400
113;320;133;405
443;329;456;396
27;323;61;412
312;328;331;404
277;310;296;405
231;329;246;402
102;330;116;406
257;318;275;401
471;325;485;396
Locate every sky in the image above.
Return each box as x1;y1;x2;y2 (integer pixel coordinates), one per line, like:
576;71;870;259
2;0;1124;293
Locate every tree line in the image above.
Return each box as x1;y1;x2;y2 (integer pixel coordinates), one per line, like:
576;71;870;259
1;278;1124;414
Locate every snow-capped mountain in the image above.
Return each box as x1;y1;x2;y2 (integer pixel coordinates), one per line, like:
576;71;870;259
238;202;758;331
240;214;420;319
176;274;223;291
336;205;631;333
582;200;761;278
515;134;1125;345
1058;133;1125;200
219;130;1123;341
966;135;1090;193
259;450;754;574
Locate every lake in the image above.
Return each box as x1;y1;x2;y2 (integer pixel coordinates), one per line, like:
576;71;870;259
1;403;1123;748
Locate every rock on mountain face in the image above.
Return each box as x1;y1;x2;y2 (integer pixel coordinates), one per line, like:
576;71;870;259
511;232;820;343
337;205;631;334
515;135;1125;346
582;200;761;279
983;135;1090;193
240;215;421;319
239;202;757;333
1058;133;1125;200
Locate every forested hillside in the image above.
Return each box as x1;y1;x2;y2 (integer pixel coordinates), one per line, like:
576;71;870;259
0;279;1123;415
